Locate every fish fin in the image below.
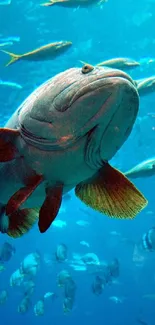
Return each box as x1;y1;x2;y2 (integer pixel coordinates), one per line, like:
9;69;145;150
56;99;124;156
38;185;63;233
1;50;21;67
0;128;20;162
6;207;40;238
134;80;138;87
97;62;105;67
79;60;90;65
75;163;148;219
0;204;8;233
6;174;43;216
40;1;54;6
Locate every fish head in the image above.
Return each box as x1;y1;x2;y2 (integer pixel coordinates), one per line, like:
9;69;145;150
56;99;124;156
50;40;72;55
18;65;139;168
55;40;72;50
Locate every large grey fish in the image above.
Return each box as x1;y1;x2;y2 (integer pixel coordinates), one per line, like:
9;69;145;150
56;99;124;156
0;64;147;238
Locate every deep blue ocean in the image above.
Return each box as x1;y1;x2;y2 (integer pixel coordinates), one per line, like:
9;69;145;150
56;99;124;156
0;0;155;324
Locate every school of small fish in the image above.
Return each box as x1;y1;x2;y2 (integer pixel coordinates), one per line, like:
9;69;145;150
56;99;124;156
0;199;155;317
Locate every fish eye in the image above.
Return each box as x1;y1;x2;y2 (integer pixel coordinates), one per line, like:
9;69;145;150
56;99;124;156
82;64;94;74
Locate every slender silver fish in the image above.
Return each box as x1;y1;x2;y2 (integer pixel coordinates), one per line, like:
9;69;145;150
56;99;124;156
125;158;155;179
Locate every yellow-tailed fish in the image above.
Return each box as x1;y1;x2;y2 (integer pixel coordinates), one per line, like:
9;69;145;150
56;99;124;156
41;0;107;8
1;41;72;67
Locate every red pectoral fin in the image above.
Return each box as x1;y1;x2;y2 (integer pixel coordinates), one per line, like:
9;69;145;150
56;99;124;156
38;185;63;233
6;174;43;216
0;128;20;162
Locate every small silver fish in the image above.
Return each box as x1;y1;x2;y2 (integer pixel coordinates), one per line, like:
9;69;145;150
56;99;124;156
124;158;155;179
0;80;22;89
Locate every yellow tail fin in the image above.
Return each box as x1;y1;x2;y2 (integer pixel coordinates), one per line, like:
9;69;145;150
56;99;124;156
1;50;20;67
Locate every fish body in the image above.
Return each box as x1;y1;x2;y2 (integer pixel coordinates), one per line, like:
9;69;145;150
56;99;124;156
76;220;90;226
0;80;22;89
52;219;67;228
18;296;31;314
80;240;90;247
109;296;123;303
92;275;104;295
142;227;155;252
0;242;15;262
0;65;147;238
0;36;20;43
80;57;140;71
124;158;155;179
63;278;76;313
0;41;13;48
55;243;68;262
57;269;71;287
1;41;72;67
34;299;44;316
0;290;8;305
41;0;105;8
136;76;155;96
97;57;140;70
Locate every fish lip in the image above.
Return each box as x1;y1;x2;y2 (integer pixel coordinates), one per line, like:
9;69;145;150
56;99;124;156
20;124;46;141
20;120;95;150
94;68;135;85
20;123;57;149
69;72;136;106
20;121;82;149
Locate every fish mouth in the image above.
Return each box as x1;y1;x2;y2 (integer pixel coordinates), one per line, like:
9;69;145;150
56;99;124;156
20;124;47;142
20;121;96;150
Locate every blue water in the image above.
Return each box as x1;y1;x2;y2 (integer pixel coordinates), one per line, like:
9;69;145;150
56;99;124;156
0;0;155;324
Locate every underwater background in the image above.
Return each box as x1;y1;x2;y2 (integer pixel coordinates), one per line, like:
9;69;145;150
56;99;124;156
0;0;155;324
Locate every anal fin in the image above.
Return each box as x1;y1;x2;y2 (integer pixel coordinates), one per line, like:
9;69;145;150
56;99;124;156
6;174;43;216
75;163;148;219
0;203;39;238
7;208;40;238
38;185;63;233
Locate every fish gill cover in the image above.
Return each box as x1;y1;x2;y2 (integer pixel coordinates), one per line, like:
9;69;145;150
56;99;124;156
0;0;155;324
